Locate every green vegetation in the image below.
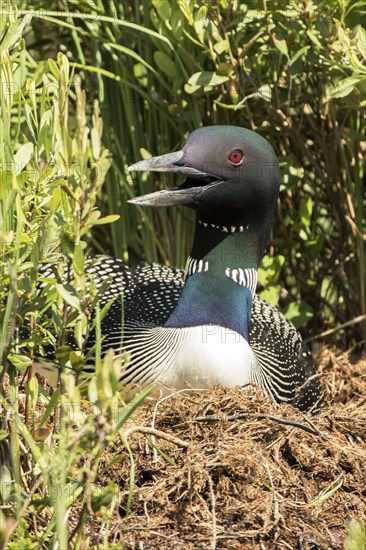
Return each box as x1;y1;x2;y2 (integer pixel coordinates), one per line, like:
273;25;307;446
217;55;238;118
20;0;365;341
0;8;150;546
0;1;365;547
346;519;366;550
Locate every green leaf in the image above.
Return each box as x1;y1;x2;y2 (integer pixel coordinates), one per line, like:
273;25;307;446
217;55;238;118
194;6;208;42
272;36;288;57
290;46;310;65
38;117;53;158
299;228;310;241
105;43;160;78
24;103;36;141
259;285;281;306
115;385;154;431
92;214;120;226
13;143;34;174
320;275;338;304
0;14;33;51
152;0;172;23
300;196;313;228
257;84;272;102
184;82;201;94
39;388;61;428
91;127;101;159
345;519;366;550
179;1;195;24
55;284;80;309
187;71;230;88
139;147;152;159
91;483;118;513
306;29;323;49
352;25;366;61
69;351;84;370
88;377;98;404
171;10;184;39
258;255;285;286
154;51;176;78
8;353;32;370
27;375;39;411
283;302;313;328
214;40;229;55
326;76;366;100
84;210;101;225
48;58;60;80
0;465;12;502
73;243;85;272
216;63;234;77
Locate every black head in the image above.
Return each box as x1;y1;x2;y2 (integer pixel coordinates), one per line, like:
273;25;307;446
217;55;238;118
128;126;280;241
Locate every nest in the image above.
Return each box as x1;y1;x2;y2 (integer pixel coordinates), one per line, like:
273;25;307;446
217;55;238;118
87;346;366;549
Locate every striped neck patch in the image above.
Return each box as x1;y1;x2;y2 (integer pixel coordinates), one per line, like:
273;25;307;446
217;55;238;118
198;219;249;234
185;256;209;278
185;256;257;295
225;267;258;295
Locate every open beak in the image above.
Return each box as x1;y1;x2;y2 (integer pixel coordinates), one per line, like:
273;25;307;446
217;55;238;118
127;150;221;207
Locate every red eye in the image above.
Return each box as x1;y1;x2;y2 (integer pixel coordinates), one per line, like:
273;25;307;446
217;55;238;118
228;149;244;165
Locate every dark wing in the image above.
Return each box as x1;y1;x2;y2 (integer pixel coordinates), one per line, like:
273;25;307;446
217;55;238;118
250;296;323;413
83;260;184;358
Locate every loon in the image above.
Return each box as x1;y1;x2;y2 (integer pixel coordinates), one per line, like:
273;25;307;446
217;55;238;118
39;126;322;412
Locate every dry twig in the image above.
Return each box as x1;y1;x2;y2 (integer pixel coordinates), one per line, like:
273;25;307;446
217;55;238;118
194;412;321;435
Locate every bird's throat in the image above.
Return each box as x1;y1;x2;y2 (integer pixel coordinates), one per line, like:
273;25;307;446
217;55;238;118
164;219;260;340
189;218;260;276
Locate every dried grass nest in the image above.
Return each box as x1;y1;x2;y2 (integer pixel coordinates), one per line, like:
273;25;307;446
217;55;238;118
92;346;366;549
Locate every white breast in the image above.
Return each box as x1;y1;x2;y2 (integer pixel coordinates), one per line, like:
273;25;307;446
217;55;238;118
123;324;256;390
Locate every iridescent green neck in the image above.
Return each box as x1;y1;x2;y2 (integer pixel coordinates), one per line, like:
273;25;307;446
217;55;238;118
187;218;260;275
